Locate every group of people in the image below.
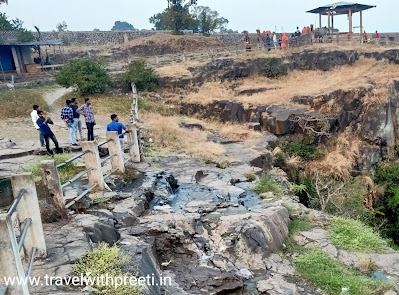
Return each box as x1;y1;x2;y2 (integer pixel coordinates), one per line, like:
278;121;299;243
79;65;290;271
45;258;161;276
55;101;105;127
30;99;128;155
245;30;289;52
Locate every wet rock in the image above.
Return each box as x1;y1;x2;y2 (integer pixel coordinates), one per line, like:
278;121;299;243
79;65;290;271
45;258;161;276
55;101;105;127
179;122;204;130
250;150;273;170
86;222;120;245
39;200;63;223
257;274;298;295
0;138;15;150
112;196;147;226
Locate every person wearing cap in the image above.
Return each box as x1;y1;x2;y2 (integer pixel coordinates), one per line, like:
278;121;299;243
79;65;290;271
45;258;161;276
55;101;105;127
71;98;83;142
106;114;128;149
77;98;96;141
31;104;45;147
61;100;77;146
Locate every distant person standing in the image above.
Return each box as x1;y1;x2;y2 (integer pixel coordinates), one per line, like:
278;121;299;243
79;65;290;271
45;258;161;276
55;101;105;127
375;30;380;45
273;33;278;50
71;98;83;142
78;98;96;141
107;114;127;149
36;111;61;155
31;104;45;147
61;100;77;146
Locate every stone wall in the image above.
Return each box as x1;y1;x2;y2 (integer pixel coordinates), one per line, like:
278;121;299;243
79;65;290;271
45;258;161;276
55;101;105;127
0;30;193;46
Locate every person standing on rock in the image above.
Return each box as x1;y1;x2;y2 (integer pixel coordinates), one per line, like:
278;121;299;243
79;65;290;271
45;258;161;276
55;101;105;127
107;114;128;149
273;33;278;50
71;98;83;142
61;100;77;146
31;104;45;147
37;111;61;155
77;98;96;141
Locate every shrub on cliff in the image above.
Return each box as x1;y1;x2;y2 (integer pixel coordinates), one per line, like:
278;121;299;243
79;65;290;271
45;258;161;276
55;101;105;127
121;60;159;92
258;58;288;79
55;58;112;95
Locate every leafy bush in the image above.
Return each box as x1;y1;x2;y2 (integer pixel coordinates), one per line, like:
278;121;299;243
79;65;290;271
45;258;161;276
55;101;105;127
295;249;389;295
258;58;288;79
216;159;230;169
121;60;158;92
16;30;34;42
282;141;325;161
74;243;141;295
244;172;257;182
329;217;389;253
55;58;112;95
252;177;283;195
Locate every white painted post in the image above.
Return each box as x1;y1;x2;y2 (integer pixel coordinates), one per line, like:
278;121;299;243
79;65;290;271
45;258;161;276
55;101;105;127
81;141;105;191
0;215;29;295
155;55;159;67
11;173;46;258
106;131;125;174
126;123;140;163
130;83;139;123
182;53;186;62
40;160;66;218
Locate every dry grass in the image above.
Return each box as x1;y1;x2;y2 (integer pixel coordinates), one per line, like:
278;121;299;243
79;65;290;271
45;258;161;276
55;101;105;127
308;131;360;179
180;116;261;141
0;83;54;118
141;112;226;163
162;57;399;108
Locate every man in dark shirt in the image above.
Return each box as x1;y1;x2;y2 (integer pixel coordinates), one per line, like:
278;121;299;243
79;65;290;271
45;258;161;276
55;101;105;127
37;111;61;155
71;98;83;142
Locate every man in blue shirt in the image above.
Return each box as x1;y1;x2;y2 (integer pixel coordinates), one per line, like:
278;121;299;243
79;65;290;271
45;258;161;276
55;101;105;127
106;114;128;149
37;111;61;155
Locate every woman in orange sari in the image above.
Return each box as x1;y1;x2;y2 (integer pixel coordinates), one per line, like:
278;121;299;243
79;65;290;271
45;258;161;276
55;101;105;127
281;33;288;50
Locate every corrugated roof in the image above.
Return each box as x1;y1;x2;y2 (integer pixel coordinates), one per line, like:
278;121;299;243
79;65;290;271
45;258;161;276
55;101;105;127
307;2;376;15
0;40;62;46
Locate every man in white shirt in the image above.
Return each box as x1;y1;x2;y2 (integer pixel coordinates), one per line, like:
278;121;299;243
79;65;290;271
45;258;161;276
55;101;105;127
31;105;45;147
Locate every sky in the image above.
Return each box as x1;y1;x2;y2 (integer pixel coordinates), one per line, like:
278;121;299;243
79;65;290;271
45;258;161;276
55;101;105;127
0;0;394;33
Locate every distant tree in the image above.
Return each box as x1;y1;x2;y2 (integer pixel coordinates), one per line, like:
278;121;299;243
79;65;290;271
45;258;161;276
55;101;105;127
220;28;239;34
111;21;135;31
150;0;198;34
93;28;100;31
55;59;112;94
121;60;159;91
56;21;68;32
0;13;34;42
192;6;228;36
0;0;8;5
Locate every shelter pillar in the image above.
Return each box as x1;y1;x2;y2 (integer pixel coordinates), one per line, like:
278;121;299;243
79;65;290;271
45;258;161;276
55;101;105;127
10;46;21;74
319;13;322;29
348;9;352;32
328;11;331;31
360;10;363;44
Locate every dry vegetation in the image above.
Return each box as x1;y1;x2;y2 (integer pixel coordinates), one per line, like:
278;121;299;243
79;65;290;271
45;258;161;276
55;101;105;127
308;131;361;179
161;57;399;108
141;112;226;163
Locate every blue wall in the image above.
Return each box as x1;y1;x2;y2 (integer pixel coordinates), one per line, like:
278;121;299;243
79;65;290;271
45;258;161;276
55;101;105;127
0;46;15;71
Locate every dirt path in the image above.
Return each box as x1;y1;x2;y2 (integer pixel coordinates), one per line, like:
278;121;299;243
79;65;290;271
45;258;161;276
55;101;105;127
44;87;72;124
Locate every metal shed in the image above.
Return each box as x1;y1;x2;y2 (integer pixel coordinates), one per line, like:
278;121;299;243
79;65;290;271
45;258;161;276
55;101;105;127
307;2;376;33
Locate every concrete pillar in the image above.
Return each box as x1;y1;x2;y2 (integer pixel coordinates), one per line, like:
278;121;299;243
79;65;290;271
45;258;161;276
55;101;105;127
11;173;46;258
181;53;186;62
10;46;21;74
348;9;352;32
106;131;125;175
0;215;29;295
40;160;66;218
328;11;331;31
319;13;322;29
126;123;140;163
360;10;363;44
155;55;159;67
81;141;105;191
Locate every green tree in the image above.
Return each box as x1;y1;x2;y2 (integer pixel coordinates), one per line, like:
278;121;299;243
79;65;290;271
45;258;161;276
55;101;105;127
192;6;228;36
111;21;135;31
55;59;112;95
0;13;34;42
121;60;158;91
0;0;8;4
150;0;198;34
56;21;68;32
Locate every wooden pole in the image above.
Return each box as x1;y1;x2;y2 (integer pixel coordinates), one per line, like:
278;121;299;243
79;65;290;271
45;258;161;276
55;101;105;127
360;10;363;44
40;160;66;218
